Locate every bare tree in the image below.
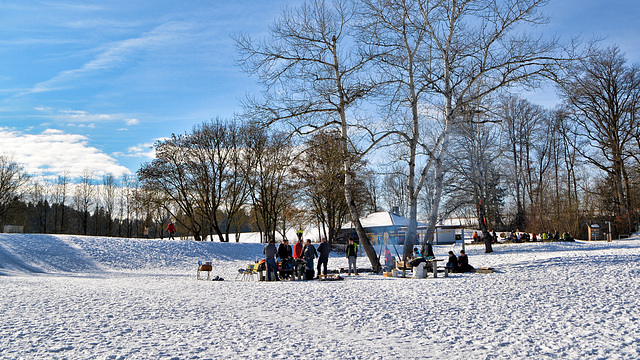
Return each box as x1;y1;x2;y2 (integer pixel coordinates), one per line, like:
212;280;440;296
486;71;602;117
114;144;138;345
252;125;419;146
0;155;28;226
51;171;70;234
101;174;117;236
500;96;546;230
74;169;95;235
558;46;640;234
360;0;565;257
236;0;383;269
29;180;50;233
245;127;297;243
295;130;353;244
450;109;504;252
138;136;204;240
188;119;251;242
380;164;409;216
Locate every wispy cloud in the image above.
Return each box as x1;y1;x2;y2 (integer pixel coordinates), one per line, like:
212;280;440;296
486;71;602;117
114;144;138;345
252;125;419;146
34;106;138;125
23;21;193;95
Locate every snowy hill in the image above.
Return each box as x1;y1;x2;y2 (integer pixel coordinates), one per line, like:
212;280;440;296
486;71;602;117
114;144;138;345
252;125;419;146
1;233;640;359
0;234;265;276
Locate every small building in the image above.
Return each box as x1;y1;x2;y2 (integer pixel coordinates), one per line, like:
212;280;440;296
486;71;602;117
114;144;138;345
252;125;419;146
340;212;459;245
340;212;426;245
588;224;602;241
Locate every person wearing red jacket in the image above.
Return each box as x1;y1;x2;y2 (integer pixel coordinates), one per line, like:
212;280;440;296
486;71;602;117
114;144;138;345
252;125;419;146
293;238;303;259
167;222;176;240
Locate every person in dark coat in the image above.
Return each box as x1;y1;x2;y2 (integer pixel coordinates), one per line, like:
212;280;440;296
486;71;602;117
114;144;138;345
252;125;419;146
278;239;292;260
456;249;474;273
263;239;279;281
446;250;458;273
423;241;435;258
277;239;293;279
303;239;318;280
316;238;331;277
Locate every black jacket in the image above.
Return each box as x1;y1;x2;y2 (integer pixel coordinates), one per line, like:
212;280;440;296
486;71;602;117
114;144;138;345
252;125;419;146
317;241;331;261
278;243;292;260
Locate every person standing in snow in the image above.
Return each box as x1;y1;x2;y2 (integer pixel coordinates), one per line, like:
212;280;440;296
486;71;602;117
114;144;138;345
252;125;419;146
346;238;358;275
263;239;279;281
316;238;330;277
277;239;293;279
143;225;149;239
293;238;304;259
423;240;434;258
167;222;176;240
278;239;292;260
303;239;318;280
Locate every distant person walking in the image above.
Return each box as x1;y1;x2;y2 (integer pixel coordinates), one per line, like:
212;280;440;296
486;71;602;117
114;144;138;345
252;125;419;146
316;238;330;277
143;225;149;239
346;238;358;275
167;222;176;240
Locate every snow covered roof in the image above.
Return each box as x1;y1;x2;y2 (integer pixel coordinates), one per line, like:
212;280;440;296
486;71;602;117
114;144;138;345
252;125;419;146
341;212;426;230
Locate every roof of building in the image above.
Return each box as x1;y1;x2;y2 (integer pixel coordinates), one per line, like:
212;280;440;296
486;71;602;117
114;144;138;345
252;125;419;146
342;211;426;230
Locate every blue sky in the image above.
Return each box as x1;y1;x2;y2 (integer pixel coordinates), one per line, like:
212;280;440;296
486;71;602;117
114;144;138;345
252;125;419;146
1;0;638;181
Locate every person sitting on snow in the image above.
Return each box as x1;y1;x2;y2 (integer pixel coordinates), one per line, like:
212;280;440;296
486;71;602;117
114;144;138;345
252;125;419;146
446;250;458;273
456;249;474;273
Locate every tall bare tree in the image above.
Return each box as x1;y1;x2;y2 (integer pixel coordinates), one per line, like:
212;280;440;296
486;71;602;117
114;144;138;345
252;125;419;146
245;127;297;243
138;136;204;240
500;96;546;230
0;155;27;226
359;0;564;257
51;171;69;234
236;0;383;269
74;169;95;236
188;119;251;242
558;46;640;234
101;174;117;236
296;129;353;244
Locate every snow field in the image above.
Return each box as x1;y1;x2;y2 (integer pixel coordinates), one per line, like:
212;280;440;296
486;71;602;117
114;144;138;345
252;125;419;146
1;234;640;359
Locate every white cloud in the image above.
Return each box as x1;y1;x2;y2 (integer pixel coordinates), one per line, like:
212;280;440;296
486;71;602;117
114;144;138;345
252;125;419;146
124;142;156;159
0;127;131;179
125;118;139;126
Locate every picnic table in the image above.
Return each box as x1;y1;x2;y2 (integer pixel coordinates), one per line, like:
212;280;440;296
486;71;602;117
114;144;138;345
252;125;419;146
397;258;446;278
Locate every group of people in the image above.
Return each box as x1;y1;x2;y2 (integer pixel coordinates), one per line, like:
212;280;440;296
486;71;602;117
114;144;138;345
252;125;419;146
503;230;574;242
446;249;474;273
262;236;336;281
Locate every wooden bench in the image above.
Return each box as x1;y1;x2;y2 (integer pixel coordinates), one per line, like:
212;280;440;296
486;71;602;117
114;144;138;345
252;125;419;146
437;265;452;277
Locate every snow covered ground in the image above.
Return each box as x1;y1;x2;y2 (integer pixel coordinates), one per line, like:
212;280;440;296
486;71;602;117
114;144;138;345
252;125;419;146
1;233;639;359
